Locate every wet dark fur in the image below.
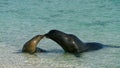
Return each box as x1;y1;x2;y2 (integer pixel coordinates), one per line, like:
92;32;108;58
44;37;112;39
45;30;119;54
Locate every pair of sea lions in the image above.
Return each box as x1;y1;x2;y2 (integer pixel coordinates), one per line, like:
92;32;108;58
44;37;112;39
22;30;104;54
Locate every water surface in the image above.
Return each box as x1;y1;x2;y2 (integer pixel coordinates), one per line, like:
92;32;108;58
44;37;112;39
0;0;120;68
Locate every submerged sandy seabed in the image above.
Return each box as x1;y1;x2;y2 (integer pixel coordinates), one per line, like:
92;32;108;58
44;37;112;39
1;42;120;68
0;43;74;68
0;44;46;68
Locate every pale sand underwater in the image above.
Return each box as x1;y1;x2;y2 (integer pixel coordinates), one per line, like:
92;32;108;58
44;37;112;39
0;43;74;68
0;42;120;68
0;0;120;68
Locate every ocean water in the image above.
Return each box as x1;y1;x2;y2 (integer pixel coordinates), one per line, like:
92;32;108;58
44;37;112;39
0;0;120;68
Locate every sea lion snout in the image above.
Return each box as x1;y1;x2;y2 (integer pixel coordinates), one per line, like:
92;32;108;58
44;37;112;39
44;30;55;38
44;33;49;38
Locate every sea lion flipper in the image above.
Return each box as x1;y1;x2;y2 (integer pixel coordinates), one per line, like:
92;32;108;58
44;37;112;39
36;47;47;53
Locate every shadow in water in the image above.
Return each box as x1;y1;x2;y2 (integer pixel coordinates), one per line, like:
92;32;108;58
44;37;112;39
14;48;64;55
85;42;120;51
74;42;120;57
14;42;120;58
48;49;64;53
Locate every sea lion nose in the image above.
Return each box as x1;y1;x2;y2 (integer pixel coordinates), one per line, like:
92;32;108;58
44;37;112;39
44;33;49;38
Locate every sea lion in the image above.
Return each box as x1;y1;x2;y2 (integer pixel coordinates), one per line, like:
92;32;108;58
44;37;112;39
22;35;46;54
45;30;103;53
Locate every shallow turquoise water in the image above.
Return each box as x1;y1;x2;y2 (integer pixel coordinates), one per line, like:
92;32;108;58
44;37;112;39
0;0;120;68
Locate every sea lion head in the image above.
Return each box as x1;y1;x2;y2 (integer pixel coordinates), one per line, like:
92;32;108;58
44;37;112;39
45;30;66;40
